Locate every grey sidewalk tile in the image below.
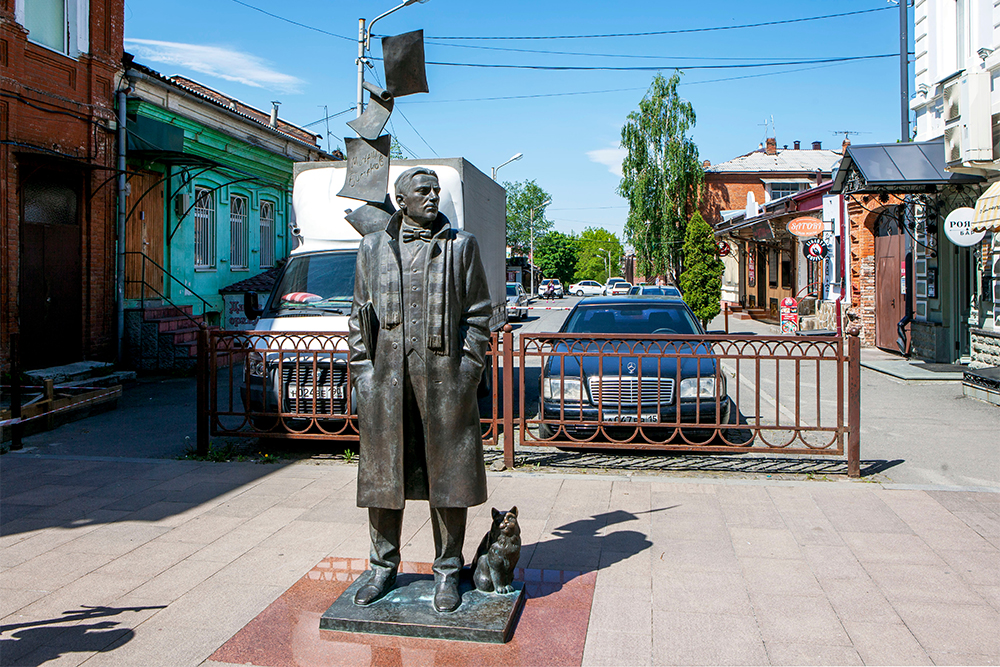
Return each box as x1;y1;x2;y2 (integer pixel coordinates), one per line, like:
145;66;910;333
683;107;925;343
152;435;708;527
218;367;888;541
98;490;171;513
609;479;652;514
16;644;100;667
2;526;101;569
138;580;285;634
273;481;341;510
79;623;230;667
936;548;1000;586
819;577;902;624
185;525;275;563
3;485;97;507
952;510;1000;548
802;544;869;581
120;500;208;527
60;522;170;557
256;519;347;554
582;629;652;667
125;558;228;602
927;650;1000;665
0;586;49;618
750;593;852;647
839;532;946;566
9;570;148;622
864;562;986;606
156;514;247;545
94;539;202;578
740;557;824;597
764;642;863;666
587;585;652;634
975;584;1000;611
651;513;732;544
525;536;603;571
295;496;368;524
652;536;739;573
208;545;327;588
927;490;1000;515
0;550;114;591
236;505;309;535
730;527;803;560
200;492;285;519
841;620;932;666
652;611;767;666
811;488;915;534
595;549;651;591
893;600;1000;657
651;569;753;617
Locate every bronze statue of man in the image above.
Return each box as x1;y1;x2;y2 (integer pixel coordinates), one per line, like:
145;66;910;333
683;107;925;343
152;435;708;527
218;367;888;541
348;167;491;613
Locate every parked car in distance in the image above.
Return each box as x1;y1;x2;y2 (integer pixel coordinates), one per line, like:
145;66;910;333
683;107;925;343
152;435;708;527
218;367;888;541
608;281;633;296
537;296;730;440
538;278;564;298
506;282;529;320
604;278;626;295
568;280;605;297
629;284;682;298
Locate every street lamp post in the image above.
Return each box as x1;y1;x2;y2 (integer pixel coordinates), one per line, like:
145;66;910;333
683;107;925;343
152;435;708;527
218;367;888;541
596;246;613;284
491;152;523;180
357;0;429;121
529;198;551;298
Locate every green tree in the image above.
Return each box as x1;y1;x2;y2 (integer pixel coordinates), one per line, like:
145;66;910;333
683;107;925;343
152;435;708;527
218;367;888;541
574;228;623;284
502;179;553;254
389;137;406;159
618;71;704;283
534;231;579;286
679;211;724;328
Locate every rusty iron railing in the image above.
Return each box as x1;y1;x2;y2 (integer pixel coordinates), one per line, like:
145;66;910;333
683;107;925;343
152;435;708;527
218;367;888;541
197;326;861;476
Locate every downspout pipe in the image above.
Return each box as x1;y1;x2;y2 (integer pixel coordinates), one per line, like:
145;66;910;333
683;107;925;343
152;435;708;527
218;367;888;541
116;86;129;363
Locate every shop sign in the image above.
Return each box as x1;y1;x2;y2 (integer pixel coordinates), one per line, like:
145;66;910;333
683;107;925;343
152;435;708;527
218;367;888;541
787;216;824;238
717;241;731;257
779;296;798;334
943;207;986;247
803;238;828;262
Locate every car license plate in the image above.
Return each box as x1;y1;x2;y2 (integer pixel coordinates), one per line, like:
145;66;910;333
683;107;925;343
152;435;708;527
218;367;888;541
287;383;343;400
603;413;659;423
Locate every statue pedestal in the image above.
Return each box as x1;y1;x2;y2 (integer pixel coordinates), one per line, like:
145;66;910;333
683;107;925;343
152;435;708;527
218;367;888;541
320;571;524;644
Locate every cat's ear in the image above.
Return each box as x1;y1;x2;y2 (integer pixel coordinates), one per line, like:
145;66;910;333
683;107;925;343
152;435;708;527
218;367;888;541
510;506;518;517
492;507;501;520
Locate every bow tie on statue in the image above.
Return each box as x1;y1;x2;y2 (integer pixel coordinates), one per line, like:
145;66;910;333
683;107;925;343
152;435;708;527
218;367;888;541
401;225;433;243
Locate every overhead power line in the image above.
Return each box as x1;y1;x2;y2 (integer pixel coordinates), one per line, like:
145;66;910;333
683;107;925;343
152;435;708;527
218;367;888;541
375;53;895;72
414;6;893;40
229;0;353;41
420;41;865;61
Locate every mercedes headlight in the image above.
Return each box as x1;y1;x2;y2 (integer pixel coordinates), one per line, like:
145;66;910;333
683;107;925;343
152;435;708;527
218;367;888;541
247;351;265;378
679;376;720;398
543;377;582;402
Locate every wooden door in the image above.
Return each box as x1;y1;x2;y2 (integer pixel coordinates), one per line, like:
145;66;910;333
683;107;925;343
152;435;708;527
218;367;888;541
875;212;903;351
19;170;83;367
124;171;165;300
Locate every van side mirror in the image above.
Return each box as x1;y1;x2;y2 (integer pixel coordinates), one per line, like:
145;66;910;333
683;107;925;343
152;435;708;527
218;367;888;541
244;292;263;320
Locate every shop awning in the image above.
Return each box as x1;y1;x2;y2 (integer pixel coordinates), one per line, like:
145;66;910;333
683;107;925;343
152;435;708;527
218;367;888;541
831;139;983;194
972;180;1000;232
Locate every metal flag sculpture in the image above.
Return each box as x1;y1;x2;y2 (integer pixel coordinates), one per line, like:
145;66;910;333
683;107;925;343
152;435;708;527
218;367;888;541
381;30;428;97
338;135;391;204
347;81;394;141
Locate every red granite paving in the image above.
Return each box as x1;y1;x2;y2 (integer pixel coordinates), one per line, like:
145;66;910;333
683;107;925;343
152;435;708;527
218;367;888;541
210;557;596;667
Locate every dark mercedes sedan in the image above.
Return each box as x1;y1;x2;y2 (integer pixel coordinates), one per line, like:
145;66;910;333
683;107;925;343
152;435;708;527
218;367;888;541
537;296;730;439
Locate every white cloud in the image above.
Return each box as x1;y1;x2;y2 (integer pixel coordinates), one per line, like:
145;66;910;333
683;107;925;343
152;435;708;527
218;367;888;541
587;146;626;178
125;39;304;93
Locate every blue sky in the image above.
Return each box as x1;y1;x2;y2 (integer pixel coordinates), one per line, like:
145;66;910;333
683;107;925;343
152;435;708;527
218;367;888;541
123;0;907;242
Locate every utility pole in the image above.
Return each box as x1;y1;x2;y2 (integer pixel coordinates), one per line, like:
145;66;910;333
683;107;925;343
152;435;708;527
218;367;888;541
356;18;366;120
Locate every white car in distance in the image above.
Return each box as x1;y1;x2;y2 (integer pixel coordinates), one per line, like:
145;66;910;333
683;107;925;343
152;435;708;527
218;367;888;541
568;280;605;297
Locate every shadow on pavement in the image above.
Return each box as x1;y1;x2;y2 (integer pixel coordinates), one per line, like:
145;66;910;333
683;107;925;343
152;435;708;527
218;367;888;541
0;604;164;667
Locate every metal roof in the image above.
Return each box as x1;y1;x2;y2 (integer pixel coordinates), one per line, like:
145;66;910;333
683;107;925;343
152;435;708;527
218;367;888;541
831;139;983;193
706;148;841;174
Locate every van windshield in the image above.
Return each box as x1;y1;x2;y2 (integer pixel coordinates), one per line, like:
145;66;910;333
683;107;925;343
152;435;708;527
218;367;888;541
265;252;357;316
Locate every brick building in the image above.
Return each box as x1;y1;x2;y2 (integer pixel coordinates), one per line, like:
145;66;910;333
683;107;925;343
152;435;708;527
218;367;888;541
1;0;124;370
702;138;842;314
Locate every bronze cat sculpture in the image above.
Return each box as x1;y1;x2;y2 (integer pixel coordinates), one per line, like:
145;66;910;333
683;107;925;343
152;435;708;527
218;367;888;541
473;507;521;594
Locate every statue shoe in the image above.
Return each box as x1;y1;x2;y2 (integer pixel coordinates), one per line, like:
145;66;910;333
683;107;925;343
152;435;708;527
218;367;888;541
433;579;461;613
354;571;396;606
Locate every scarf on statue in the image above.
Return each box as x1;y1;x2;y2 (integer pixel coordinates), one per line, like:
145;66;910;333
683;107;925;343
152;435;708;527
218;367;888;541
380;211;454;356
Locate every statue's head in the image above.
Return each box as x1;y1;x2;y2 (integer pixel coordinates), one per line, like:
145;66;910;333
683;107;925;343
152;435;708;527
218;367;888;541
395;167;440;227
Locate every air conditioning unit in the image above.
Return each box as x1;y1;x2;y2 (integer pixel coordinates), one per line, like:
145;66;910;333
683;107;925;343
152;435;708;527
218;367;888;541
943;79;961;122
174;192;191;218
944;124;962;164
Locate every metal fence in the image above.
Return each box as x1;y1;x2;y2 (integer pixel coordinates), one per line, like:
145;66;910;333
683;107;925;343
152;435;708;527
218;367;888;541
198;327;860;476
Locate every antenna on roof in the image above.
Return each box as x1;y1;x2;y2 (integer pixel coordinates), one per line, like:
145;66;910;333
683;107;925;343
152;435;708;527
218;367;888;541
830;130;871;140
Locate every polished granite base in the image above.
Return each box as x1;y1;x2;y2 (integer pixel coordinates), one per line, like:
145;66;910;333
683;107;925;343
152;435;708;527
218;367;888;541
209;557;595;667
320;570;525;643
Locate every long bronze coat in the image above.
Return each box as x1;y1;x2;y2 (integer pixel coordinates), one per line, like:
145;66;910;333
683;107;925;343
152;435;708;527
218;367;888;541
348;212;491;509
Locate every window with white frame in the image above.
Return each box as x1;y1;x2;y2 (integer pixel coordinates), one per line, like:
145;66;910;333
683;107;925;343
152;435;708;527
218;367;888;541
767;182;808;201
259;200;275;269
194;188;216;269
17;0;89;57
230;194;249;270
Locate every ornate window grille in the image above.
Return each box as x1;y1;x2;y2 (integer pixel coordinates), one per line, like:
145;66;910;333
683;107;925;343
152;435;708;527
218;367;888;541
230;194;249;270
260;200;275;269
194;188;216;269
